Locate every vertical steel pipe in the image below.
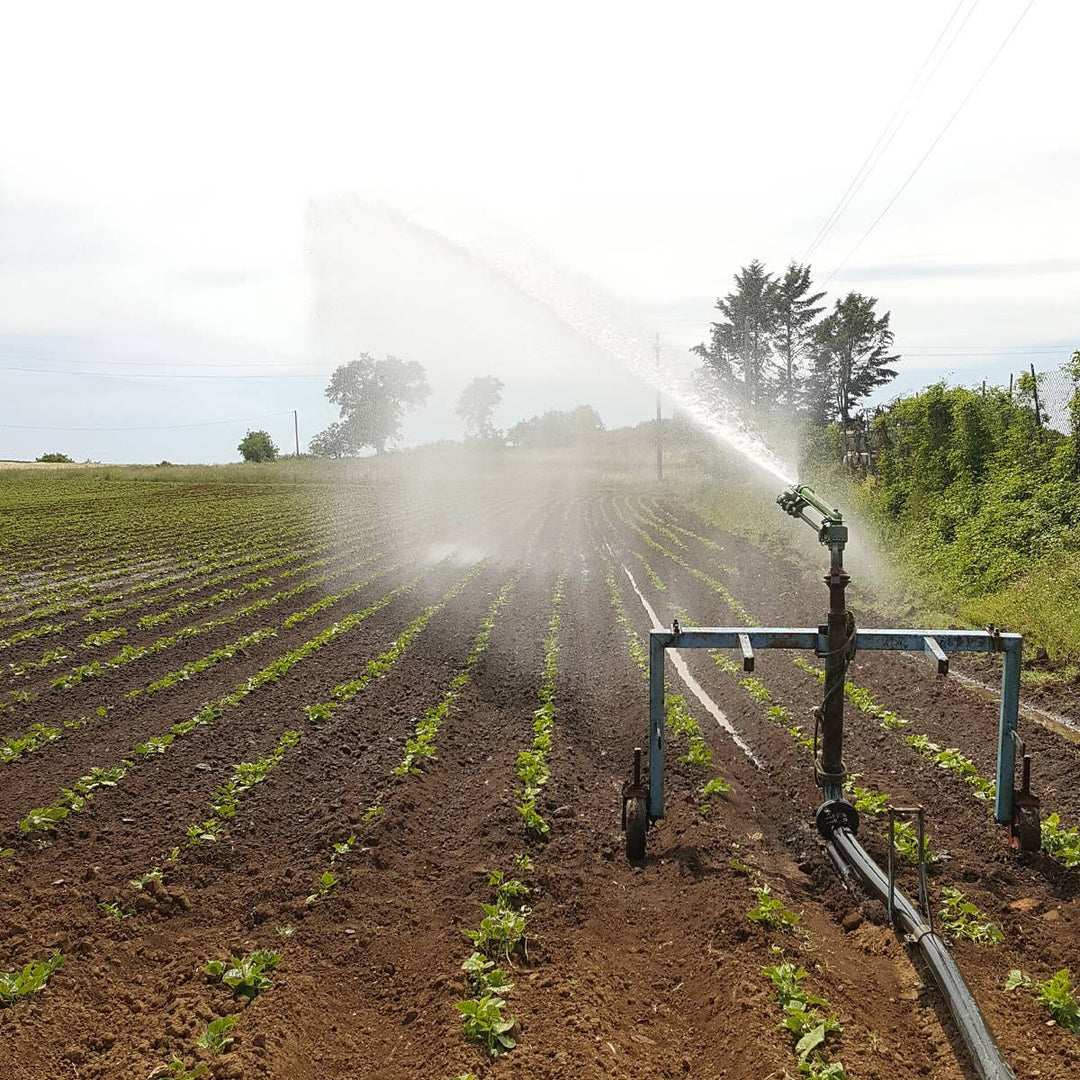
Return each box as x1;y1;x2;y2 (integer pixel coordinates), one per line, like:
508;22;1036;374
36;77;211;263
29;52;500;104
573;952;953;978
994;639;1022;825
648;631;666;820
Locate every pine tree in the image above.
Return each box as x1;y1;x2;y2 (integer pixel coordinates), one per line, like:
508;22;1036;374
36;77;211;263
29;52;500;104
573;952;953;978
693;260;778;406
771;262;825;408
809;293;899;426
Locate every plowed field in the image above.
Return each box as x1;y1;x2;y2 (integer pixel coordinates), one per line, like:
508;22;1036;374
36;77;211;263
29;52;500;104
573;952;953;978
1;466;1078;1080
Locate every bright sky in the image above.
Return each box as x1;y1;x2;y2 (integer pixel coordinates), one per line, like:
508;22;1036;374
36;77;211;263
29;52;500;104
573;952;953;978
1;0;1076;463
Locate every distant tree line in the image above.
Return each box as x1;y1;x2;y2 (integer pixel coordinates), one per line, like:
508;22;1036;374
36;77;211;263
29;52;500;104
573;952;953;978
693;259;900;427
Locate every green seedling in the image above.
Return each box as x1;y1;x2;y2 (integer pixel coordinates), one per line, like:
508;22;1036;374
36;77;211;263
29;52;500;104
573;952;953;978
456;993;517;1057
197;1015;237;1054
306;870;339;905
467;904;529;963
517;800;550;841
488;871;529;908
763;961;846;1078
747;883;800;933
100;901;132;920
844;783;889;817
204;949;281;1001
1041;813;1080;867
162;1059;208;1079
461;952;515;996
512;852;533;873
1007;968;1080;1033
0;952;64;1006
331;835;357;862
729;857;756;876
889;820;932;864
698;776;732;814
362;804;383;823
275;925;294;937
938;887;1003;944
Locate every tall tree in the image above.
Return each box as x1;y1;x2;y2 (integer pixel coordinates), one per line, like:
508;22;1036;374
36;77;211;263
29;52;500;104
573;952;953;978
694;260;778;405
311;353;430;456
456;375;504;440
771;262;825;408
809;293;899;426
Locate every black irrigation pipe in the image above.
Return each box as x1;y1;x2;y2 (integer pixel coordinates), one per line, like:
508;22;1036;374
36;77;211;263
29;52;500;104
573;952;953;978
818;802;1015;1080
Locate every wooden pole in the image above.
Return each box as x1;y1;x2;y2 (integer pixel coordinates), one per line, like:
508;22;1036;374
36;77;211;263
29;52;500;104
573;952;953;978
294;410;300;456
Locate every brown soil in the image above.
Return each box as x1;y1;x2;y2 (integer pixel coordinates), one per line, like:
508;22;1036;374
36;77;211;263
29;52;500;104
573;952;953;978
1;477;1079;1079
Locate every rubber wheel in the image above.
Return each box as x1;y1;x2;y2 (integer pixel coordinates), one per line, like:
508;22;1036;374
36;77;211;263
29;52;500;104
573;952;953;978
1016;805;1041;853
626;800;647;865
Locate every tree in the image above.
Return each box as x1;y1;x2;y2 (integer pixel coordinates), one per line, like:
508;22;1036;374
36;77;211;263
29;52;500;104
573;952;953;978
456;375;504;440
507;406;604;449
238;430;278;462
808;292;899;427
36;452;73;463
311;353;431;456
771;262;825;408
693;260;778;406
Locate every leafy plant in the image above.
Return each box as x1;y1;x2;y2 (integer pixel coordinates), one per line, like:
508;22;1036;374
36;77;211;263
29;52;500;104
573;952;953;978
0;952;64;1006
747;883;800;933
467;903;529;962
1007;968;1080;1033
698;776;732;813
197;1015;238;1053
162;1059;208;1079
100;901;132;919
461;952;515;996
204;950;281;1001
763;961;846;1078
512;852;533;873
1041;812;1080;866
306;870;339;905
456;994;517;1057
843;782;889;817
938;887;1003;944
889;819;932;864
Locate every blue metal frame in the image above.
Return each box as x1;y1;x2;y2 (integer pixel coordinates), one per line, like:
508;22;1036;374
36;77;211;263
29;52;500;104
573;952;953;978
647;626;1022;827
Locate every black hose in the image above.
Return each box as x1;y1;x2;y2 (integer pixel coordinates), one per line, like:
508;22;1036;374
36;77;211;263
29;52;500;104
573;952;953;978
824;822;1015;1080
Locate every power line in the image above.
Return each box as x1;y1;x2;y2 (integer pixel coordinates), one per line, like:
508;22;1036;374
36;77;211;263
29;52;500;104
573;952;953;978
0;411;296;433
803;0;975;262
0;365;328;380
823;0;1038;287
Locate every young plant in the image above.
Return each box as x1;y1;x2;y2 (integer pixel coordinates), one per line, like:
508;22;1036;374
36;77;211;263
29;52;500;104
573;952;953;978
0;952;65;1006
306;870;339;905
100;901;132;919
938;887;1003;944
204;950;281;1001
456;994;517;1057
747;883;800;933
197;1015;238;1054
698;776;732;814
1007;968;1080;1033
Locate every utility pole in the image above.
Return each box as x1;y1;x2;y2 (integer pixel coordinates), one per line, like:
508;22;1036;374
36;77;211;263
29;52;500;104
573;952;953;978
655;333;663;482
1030;363;1042;427
294;410;300;456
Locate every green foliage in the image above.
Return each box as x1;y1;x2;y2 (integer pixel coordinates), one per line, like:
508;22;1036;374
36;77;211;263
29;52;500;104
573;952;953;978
747;883;800;932
762;961;846;1077
0;952;64;1006
1041;812;1080;866
197;1015;238;1053
312;353;431;456
204;950;281;1000
937;887;1003;944
844;783;889;817
100;900;132;919
861;379;1080;658
1007;968;1080;1033
36;452;74;463
698;776;732;814
889;820;931;864
162;1059;208;1079
306;870;339;905
455;994;517;1056
238;429;278;463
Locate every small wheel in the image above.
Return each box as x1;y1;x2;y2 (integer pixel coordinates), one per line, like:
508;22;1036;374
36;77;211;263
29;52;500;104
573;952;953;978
1016;805;1041;853
626;799;647;865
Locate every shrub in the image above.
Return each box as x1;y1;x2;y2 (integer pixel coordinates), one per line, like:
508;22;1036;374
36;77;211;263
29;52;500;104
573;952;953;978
238;430;278;463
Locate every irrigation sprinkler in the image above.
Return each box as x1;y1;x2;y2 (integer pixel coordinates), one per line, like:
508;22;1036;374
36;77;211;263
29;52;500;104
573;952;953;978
625;482;1037;1079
